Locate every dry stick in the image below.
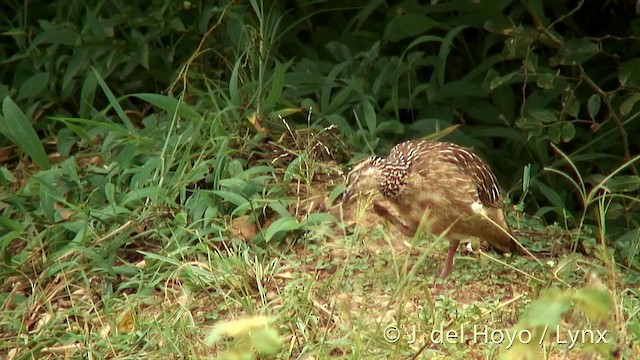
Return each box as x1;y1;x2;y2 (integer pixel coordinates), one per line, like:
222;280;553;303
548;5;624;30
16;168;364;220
577;65;638;176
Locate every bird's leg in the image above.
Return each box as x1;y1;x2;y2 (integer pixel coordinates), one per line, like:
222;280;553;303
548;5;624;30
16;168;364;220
372;201;417;237
438;239;460;279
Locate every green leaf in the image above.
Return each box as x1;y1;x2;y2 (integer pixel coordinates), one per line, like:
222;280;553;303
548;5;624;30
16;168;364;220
18;72;49;100
31;22;79;46
564;92;580;117
304;212;338;226
263;216;300;242
529;109;557;123
548;124;561;144
122;187;158;206
264;60;291;109
587;94;601;119
433;81;484;100
606;175;640;192
62;50;89;94
534;180;567;211
555;38;599;65
515;117;542;130
133;93;200;121
520;290;571;327
536;73;555;89
361;98;377;134
79;72;98;118
92;68;138;135
0;97;50;169
435;26;469;87
229;59;242;107
384;14;439;42
250;328;283;355
490;71;519;89
36;173;58;222
620;93;640;116
212;190;250;208
619;58;640;89
0;215;24;232
561;123;576;143
572;288;611;323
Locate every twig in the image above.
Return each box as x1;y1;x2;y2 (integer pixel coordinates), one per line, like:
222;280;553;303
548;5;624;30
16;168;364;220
577;65;638;176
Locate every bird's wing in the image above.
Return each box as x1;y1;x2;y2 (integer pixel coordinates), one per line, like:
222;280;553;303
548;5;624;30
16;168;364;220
437;143;503;208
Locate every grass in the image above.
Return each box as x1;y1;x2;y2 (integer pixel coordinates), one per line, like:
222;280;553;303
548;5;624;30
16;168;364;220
1;121;638;359
1;2;639;358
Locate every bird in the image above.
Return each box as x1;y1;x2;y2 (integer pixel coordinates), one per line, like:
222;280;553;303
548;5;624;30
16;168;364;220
343;140;518;279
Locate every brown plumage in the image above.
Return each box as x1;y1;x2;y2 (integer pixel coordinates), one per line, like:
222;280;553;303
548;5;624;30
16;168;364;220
343;140;517;279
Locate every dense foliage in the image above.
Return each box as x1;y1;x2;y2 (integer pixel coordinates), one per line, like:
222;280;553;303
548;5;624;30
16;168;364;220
3;0;639;264
1;0;639;358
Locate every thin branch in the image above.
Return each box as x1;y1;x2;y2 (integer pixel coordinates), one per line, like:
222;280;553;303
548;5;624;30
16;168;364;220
578;65;638;176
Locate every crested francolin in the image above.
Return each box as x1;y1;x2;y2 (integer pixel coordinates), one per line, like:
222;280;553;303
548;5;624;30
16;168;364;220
343;140;517;279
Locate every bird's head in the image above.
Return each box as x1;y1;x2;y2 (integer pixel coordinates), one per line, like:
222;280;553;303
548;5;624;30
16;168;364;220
342;156;385;202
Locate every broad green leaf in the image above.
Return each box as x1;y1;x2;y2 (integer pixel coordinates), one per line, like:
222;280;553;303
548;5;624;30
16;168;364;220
304;213;338;226
514;117;542;130
548;124;561;144
564;92;580;117
105;182;116;206
212;190;249;208
375;120;405;135
619;58;640;89
122;187;158;206
79;73;98;119
372;59;397;95
490;71;519;89
18;72;49;100
572;288;611;322
320;61;351;112
0;215;24;232
534;180;567;212
0;166;16;185
405;34;443;53
229;59;242;107
31;22;78;46
133;93;200;121
36;173;58;222
536;73;555;89
435;26;469;87
264;60;291;109
263;216;300;242
606;175;640;192
283;157;303;184
327;86;353;114
620;92;640;116
561;123;576;143
62;50;90;93
433;81;484;100
361;98;377;134
505;28;537;59
555;38;599;65
0;97;50;169
529;109;556;123
587;94;601;119
519;290;570;327
384;14;439;42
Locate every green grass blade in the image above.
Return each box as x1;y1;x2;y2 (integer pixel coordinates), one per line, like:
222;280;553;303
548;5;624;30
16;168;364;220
91;68;139;135
0;96;50;169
